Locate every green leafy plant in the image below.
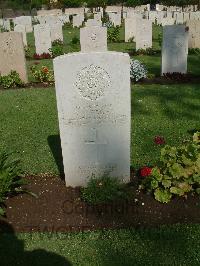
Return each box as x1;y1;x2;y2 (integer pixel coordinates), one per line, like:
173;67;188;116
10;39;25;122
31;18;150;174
158;33;162;47
108;26;120;43
134;48;159;56
30;65;54;83
188;48;200;56
0;152;35;216
81;174;131;205
70;36;80;45
0;25;8;32
141;132;200;203
24;45;32;59
49;45;64;58
0;71;23;89
52;39;64;46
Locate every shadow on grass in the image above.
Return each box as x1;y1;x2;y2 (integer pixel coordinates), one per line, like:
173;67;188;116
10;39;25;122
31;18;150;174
95;226;196;266
48;135;64;179
132;84;200;120
0;221;72;266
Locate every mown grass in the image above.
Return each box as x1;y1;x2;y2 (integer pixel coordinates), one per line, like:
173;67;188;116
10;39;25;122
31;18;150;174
1;224;200;265
0;84;199;174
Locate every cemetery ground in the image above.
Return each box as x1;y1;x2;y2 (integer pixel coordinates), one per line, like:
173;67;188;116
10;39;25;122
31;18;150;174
1;84;200;265
1;24;200;265
24;24;200;82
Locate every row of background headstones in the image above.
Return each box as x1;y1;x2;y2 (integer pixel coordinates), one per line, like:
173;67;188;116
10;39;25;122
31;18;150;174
1;7;200;51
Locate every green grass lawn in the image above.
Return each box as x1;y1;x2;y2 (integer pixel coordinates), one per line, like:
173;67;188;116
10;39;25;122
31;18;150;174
0;84;200;174
1;224;200;265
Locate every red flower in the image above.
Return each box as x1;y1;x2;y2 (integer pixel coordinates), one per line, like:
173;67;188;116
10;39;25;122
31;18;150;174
154;136;165;145
140;167;152;177
42;67;49;73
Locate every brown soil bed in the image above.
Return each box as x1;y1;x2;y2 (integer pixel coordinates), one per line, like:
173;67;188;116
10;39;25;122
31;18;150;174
1;172;200;233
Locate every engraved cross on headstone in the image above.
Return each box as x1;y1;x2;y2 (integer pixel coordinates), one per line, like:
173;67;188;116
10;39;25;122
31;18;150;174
85;128;107;165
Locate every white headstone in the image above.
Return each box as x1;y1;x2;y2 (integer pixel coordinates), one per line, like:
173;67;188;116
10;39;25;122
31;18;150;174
73;14;84;28
85;19;102;27
53;52;130;187
80;26;107;52
15;16;33;32
125;16;137;42
58;14;70;25
65;8;84;16
161;18;175;26
175;12;184;24
162;25;189;74
14;24;27;46
0;32;27;82
2;19;11;31
109;12;121;27
94;12;101;21
136;19;152;50
187;20;200;48
50;23;63;42
34;24;52;55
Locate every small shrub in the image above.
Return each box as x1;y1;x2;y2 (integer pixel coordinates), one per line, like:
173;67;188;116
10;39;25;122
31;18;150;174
81;174;130;205
52;39;63;46
70;36;80;45
108;26;120;42
158;33;162;47
30;65;54;83
0;152;37;216
49;46;64;58
103;21;113;28
0;71;23;89
163;72;188;81
0;152;24;215
0;25;8;32
130;59;148;82
141;132;200;203
189;48;200;56
24;45;31;59
147;73;156;79
134;48;159;56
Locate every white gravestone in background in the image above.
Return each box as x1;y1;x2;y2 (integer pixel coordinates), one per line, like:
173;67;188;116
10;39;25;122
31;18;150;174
125;17;138;42
94;13;102;21
162;25;189;75
15;16;33;32
2;19;11;31
80;26;107;52
85;19;102;27
34;24;52;55
73;14;84;27
187;21;200;48
0;32;27;82
53;52;130;187
50;23;63;42
109;12;121;27
14;24;27;46
136;19;152;50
